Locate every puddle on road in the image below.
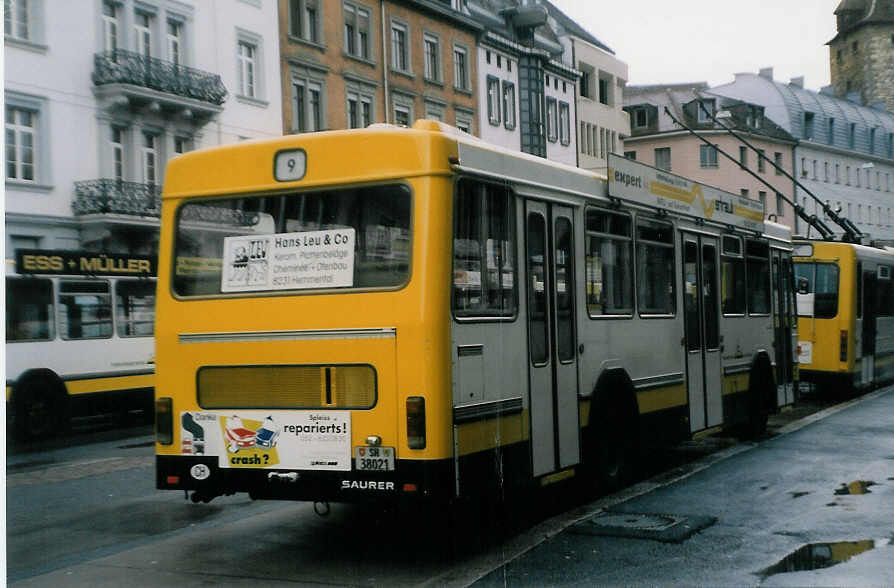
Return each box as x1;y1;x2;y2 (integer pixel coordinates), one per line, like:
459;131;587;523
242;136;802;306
834;480;876;495
760;540;887;578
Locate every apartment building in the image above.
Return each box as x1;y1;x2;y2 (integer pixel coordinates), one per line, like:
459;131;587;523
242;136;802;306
541;0;630;173
623;83;799;223
5;0;283;257
279;0;481;135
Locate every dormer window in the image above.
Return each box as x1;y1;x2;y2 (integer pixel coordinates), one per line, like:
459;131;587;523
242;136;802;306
633;108;647;129
696;99;715;123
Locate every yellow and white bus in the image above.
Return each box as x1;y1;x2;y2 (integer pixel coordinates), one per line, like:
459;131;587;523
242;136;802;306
794;240;894;394
6;249;156;439
154;123;796;505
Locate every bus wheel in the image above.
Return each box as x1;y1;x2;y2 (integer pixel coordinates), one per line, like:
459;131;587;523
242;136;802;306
589;389;638;494
13;372;67;441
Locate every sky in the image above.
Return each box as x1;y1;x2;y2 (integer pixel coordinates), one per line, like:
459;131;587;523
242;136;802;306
548;0;842;92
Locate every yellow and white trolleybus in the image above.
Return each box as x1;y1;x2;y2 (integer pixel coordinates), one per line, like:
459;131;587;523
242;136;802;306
154;122;796;504
6;249;156;438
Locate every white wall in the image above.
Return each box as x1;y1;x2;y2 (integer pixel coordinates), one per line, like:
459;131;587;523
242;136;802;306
476;44;520;151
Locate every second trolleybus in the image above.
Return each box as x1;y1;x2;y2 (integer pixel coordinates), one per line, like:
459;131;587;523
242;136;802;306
154;122;797;505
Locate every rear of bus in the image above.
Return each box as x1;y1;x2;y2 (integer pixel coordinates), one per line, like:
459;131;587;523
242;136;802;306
794;242;856;391
155;124;456;504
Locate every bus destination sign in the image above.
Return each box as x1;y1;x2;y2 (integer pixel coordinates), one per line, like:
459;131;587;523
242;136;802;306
15;249;157;277
607;153;765;232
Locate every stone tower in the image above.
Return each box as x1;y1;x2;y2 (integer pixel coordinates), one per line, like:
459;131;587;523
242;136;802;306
828;0;894;111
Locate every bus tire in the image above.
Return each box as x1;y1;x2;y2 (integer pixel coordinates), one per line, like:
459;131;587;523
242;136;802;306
12;371;69;441
586;371;639;493
742;358;774;440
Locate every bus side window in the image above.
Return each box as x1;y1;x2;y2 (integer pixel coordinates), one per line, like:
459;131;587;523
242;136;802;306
116;280;156;337
6;278;54;342
58;280;113;340
746;240;771;315
452;179;516;318
585;207;633;316
635;217;675;316
721;235;745;315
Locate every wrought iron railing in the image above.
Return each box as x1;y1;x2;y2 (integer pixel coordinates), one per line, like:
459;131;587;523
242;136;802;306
92;49;227;106
73;179;162;218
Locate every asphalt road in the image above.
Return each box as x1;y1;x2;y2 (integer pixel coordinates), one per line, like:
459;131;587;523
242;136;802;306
7;389;889;586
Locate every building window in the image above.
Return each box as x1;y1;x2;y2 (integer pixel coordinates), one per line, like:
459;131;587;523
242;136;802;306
290;0;320;44
700;144;718;168
889;133;894;158
346;90;372;129
292;78;323;132
423;32;440;82
390;21;409;72
111;127;125;181
835;164;840;183
757;149;766;172
632;108;647;129
455;112;472;134
776;193;784;217
134;12;152;57
696;99;714;123
559;102;570;146
812;160;817;179
166;20;183;66
453;45;469;91
501;80;515;130
847;166;851;185
393;102;411;127
828;118;835;144
5;105;37;182
486;76;500;125
654;147;671;171
824;161;829;181
102;1;118;52
5;0;31;41
849;123;856;148
423;100;444;121
344;2;371;60
600;128;606;159
803;112;814;139
774;152;783;175
743;189;751;198
757;191;765;208
852;40;858;54
598;75;610;105
141;132;157;186
579;68;592;99
237;41;257;98
546;97;558;143
739;146;747;169
624;150;636;160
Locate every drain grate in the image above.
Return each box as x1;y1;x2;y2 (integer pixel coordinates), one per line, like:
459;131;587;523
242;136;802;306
570;510;717;543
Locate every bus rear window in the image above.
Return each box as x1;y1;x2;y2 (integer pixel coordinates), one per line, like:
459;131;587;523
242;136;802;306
6;278;54;342
173;184;411;296
794;262;839;318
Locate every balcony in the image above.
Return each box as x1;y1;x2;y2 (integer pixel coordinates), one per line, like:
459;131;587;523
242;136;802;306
73;179;162;218
92;50;226;118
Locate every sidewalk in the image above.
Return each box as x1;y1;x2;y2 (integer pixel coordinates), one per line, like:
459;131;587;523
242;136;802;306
472;387;894;587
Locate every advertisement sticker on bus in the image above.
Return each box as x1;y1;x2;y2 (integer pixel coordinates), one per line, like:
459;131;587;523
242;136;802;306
179;410;351;470
220;228;355;292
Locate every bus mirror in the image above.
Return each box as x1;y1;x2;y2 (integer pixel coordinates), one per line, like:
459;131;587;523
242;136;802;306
796;276;809;295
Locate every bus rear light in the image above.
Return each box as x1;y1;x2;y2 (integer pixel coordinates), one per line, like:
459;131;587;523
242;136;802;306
166;476;180;485
840;330;848;362
402;483;418;493
406;396;426;449
156;397;174;445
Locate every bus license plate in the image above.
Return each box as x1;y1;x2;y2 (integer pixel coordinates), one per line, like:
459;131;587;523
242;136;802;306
355;446;395;471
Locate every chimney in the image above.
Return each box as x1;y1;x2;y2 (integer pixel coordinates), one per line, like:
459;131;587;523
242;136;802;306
758;67;774;80
790;76;804;88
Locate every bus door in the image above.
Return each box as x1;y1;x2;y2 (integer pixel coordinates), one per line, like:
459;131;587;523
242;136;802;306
681;233;722;432
524;200;580;477
862;270;877;385
772;249;796;406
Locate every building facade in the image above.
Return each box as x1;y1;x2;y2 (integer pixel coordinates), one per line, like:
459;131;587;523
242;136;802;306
623;83;799;223
467;0;579;165
5;0;283;258
712;70;894;242
542;0;629;173
828;0;894;111
278;0;481;135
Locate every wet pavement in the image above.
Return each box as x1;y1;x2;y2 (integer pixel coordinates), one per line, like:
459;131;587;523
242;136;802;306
473;386;894;587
